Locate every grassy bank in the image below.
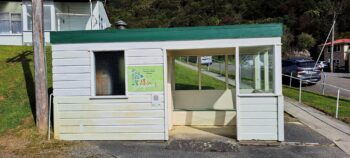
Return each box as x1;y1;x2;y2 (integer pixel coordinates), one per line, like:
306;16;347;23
175;63;229;90
0;46;52;134
283;85;350;124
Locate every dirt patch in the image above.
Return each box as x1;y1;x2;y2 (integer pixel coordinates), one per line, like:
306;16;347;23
167;140;238;152
285;112;300;123
0;117;114;158
0;96;4;101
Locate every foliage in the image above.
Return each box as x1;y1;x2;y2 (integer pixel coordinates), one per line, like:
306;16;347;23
106;0;350;57
297;33;316;50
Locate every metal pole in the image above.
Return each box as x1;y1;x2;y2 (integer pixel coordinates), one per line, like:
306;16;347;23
32;0;49;132
336;89;340;118
289;72;293;87
322;73;326;95
299;79;302;102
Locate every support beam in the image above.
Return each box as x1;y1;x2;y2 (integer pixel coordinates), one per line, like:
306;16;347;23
32;0;49;133
254;53;261;90
264;51;269;91
197;56;202;90
225;55;229;89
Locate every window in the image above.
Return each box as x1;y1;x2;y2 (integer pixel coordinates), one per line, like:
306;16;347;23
328;45;341;52
0;13;10;34
239;46;274;94
0;13;22;34
11;13;22;34
94;51;125;96
26;5;52;31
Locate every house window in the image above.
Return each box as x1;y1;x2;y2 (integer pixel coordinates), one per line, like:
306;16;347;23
328;45;341;52
0;13;22;34
94;51;125;96
11;14;22;34
0;13;10;34
239;46;274;94
26;5;52;31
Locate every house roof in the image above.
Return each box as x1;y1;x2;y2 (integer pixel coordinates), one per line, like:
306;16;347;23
322;38;350;46
50;23;283;44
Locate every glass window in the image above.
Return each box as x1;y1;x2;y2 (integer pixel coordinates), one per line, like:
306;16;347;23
0;13;10;34
239;46;274;94
11;13;22;34
26;5;52;31
94;51;125;96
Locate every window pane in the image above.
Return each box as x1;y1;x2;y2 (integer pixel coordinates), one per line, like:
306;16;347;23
11;21;22;34
26;6;52;31
95;51;125;96
0;13;10;20
239;46;274;94
11;14;22;34
26;6;32;30
44;6;51;30
0;20;10;33
11;14;21;21
0;13;10;33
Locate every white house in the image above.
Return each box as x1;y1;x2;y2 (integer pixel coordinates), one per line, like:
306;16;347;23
50;23;284;141
0;0;110;45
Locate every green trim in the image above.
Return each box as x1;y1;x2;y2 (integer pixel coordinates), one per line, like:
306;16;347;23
51;23;283;44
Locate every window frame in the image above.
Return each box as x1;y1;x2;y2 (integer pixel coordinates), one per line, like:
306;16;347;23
90;50;129;99
0;12;22;35
237;45;276;96
10;13;22;34
25;4;54;31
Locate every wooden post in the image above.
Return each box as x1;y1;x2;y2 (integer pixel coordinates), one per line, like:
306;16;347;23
264;51;269;91
330;18;335;72
254;53;261;90
32;0;48;133
225;55;229;89
197;56;202;90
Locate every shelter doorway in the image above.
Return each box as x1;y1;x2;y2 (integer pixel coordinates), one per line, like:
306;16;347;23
166;48;237;138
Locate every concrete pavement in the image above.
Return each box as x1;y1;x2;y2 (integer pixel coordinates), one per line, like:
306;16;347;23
285;97;350;155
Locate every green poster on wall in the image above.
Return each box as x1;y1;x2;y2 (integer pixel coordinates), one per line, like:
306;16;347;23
127;66;164;92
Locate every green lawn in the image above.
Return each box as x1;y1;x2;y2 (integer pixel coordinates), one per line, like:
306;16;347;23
283;85;350;124
0;46;52;134
175;63;230;90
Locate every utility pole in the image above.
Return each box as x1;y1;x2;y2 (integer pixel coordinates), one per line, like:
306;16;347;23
330;14;336;73
32;0;48;133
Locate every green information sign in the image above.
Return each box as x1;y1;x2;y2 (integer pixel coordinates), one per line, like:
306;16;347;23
127;66;164;92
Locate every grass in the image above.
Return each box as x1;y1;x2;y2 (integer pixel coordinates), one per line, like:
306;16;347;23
175;63;231;90
0;45;52;134
283;85;350;124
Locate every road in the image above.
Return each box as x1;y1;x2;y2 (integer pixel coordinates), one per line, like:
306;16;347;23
303;72;350;99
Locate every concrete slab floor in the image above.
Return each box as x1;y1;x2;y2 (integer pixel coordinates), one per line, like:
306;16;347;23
89;114;349;158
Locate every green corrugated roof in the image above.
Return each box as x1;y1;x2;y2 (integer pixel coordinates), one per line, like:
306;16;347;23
50;23;283;44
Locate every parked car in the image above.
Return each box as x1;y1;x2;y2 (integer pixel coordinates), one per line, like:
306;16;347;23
318;61;330;71
282;58;322;85
201;56;213;65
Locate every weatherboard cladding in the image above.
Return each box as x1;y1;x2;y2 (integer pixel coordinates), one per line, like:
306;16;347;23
50;23;283;44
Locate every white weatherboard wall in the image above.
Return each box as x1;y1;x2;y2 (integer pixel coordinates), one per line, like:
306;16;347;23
52;37;283;141
237;96;281;140
53;49;166;140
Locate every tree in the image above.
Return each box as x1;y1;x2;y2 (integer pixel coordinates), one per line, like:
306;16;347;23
297;33;316;50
